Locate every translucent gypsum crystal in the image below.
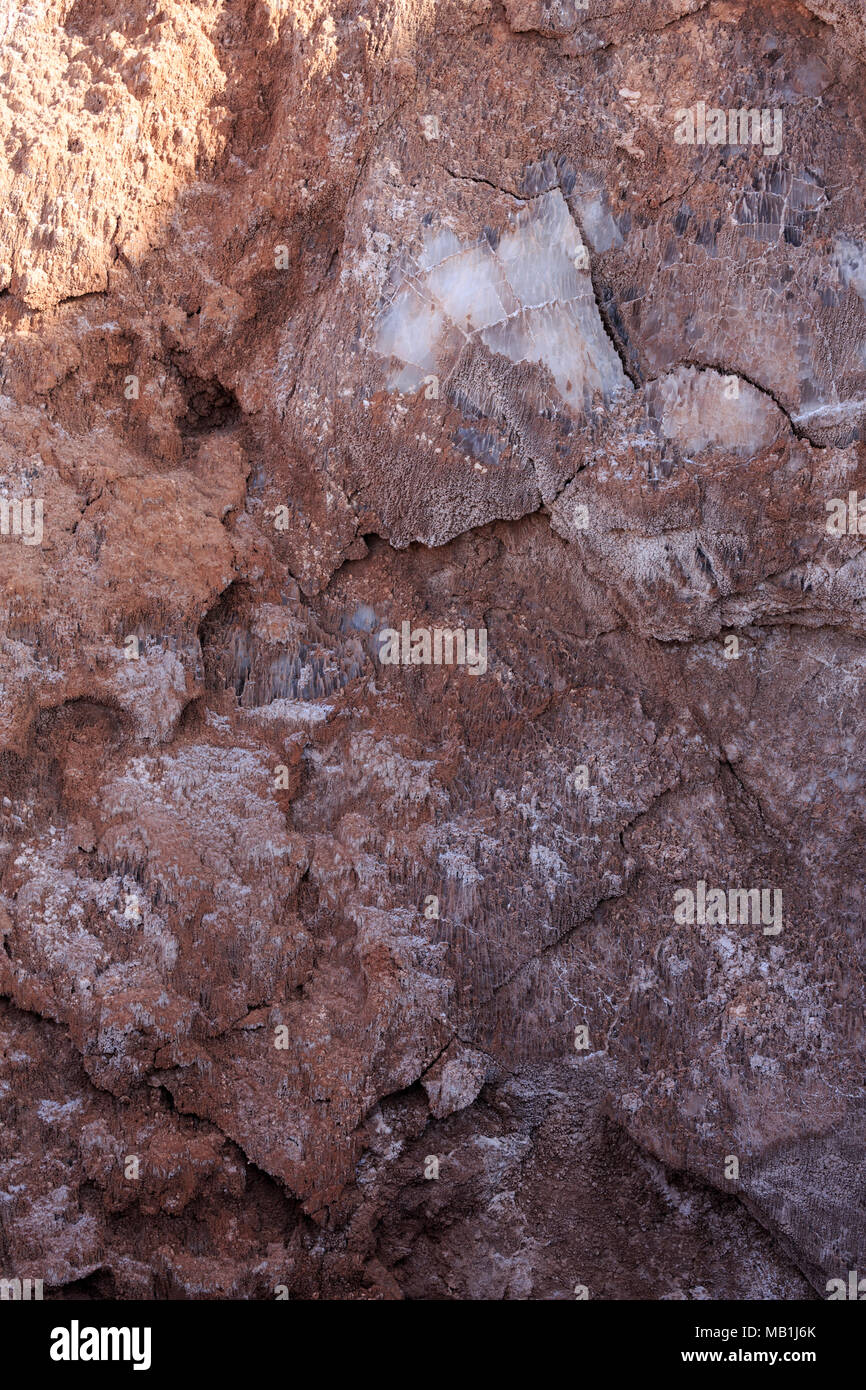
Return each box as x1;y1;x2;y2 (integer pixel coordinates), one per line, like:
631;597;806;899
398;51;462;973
648;366;782;456
374;189;631;414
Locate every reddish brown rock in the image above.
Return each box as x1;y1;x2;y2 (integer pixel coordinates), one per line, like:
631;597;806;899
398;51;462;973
0;0;863;1300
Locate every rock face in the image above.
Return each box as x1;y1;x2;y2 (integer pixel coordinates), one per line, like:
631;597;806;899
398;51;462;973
0;0;863;1301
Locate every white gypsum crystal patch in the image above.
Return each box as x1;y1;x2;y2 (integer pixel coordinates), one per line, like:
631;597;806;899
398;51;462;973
373;189;631;416
648;365;784;458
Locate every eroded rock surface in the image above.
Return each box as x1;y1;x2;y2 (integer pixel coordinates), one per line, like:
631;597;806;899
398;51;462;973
0;0;863;1299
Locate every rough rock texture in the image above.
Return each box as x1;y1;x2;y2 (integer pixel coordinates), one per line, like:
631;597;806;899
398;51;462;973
0;0;864;1300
